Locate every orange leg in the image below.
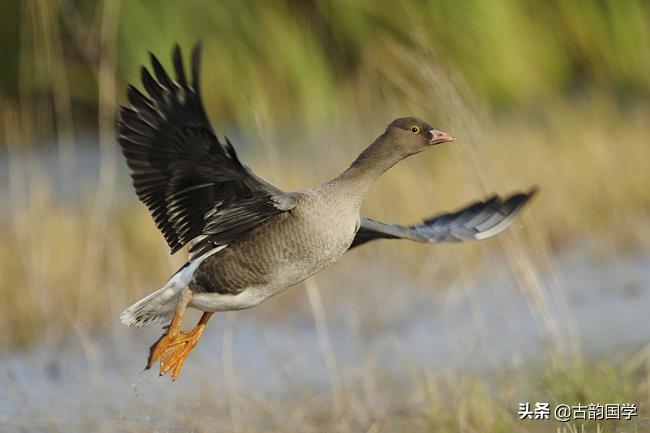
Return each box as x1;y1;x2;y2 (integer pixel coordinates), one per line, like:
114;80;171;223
146;287;192;370
158;311;214;379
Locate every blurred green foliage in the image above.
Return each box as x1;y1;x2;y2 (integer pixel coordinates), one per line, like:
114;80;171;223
116;0;650;118
0;0;648;144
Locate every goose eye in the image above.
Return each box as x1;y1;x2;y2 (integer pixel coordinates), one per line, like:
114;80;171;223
410;126;419;133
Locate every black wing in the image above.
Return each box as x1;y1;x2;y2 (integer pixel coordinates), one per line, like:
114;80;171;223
118;43;295;257
349;189;536;249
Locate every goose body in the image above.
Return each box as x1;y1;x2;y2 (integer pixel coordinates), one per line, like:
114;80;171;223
190;187;360;311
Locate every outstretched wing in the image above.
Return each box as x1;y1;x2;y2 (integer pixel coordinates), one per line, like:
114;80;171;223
349;189;535;249
118;43;295;257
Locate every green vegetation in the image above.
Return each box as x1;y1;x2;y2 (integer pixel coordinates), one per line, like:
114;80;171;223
1;0;648;142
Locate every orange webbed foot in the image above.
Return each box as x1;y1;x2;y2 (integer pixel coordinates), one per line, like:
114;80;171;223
146;326;185;371
158;324;207;380
145;310;213;380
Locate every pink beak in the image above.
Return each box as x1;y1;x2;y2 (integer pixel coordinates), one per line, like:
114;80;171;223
429;129;454;145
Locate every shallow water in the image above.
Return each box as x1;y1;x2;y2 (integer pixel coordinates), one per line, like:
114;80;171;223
1;246;649;432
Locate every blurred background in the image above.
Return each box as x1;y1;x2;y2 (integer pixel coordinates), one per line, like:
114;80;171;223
1;1;649;432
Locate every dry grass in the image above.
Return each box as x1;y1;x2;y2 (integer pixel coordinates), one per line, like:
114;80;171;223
137;361;648;433
1;96;649;348
1;3;649;431
2;344;648;432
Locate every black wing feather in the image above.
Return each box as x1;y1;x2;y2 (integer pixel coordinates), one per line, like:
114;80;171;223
118;43;295;256
150;52;176;93
349;189;536;249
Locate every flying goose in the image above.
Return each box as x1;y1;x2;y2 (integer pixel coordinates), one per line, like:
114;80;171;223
118;43;535;380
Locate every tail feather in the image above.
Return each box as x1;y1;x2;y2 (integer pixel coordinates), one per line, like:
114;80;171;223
120;284;179;327
120;246;225;327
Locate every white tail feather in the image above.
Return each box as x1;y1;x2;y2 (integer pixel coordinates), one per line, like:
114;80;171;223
119;247;225;327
